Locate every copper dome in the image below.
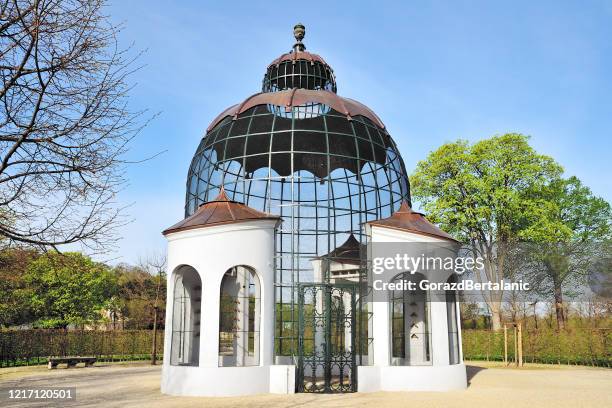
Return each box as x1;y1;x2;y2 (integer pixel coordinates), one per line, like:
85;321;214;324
207;88;385;132
164;187;279;235
268;50;330;68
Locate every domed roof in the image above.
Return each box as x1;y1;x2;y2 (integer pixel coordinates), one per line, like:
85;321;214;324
196;26;404;180
184;24;411;221
367;202;459;243
207;88;385;131
268;50;329;67
163;187;279;235
262;24;337;93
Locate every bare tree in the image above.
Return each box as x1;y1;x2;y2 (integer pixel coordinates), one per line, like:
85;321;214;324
0;0;144;251
139;252;166;365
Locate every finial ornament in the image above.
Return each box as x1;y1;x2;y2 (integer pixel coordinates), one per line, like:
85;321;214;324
293;23;306;51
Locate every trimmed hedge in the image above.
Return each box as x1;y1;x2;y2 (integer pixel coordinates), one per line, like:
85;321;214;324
462;328;611;367
2;328;610;368
0;329;163;367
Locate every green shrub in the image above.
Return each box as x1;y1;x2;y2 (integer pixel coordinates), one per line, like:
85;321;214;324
462;328;611;367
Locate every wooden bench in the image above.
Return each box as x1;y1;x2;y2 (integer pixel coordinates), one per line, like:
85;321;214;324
48;356;97;369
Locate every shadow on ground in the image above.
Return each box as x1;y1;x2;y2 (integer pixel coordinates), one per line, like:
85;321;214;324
466;365;487;386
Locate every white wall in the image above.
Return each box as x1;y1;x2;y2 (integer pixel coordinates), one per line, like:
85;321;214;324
161;219;290;396
160;220;466;395
361;224;467;391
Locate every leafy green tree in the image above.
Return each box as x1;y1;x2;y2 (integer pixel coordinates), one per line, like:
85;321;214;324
411;134;562;330
0;248;38;327
111;258;166;330
520;176;611;329
24;252;117;328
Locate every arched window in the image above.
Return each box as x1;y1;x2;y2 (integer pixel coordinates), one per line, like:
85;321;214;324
219;266;261;367
447;274;461;364
170;265;201;366
390;272;432;365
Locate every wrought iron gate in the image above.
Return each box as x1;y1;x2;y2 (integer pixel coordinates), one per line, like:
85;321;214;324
297;283;357;393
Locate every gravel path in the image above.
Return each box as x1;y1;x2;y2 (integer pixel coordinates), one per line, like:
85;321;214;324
1;362;611;407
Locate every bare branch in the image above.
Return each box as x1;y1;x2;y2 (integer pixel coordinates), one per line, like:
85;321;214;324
0;0;145;252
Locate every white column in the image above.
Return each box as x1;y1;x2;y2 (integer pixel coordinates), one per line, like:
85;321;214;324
184;286;193;363
253;270;261;366
344;290;352;352
455;299;464;362
367;298;374;364
372;294;390;366
199;268;220;367
163;272;175;365
261;260;274;366
314;287;324;356
236;267;249;366
430;300;450;366
191;284;201;364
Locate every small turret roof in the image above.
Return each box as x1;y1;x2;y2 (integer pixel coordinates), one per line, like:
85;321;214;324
367;202;459;243
316;234;365;265
163;187;280;235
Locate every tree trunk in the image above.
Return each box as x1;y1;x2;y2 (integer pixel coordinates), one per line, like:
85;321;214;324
554;284;565;330
490;303;503;331
62;326;69;357
151;306;159;365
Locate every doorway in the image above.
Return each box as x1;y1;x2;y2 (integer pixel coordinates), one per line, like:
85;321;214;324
297;283;357;393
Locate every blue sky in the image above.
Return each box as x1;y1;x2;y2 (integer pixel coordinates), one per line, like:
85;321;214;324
103;0;612;264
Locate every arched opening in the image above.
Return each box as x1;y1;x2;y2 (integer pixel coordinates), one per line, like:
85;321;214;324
390;272;432;365
170;265;202;366
446;274;461;364
219;265;261;367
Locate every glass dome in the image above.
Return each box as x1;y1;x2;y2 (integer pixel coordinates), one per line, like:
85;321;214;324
184;25;411;357
186;104;410;266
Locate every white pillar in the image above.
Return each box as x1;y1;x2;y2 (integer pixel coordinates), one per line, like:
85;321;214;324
343;290;352;352
430;300;450;366
455;298;464;363
199;269;220;367
261;260;274;366
314;286;324;356
237;268;249;366
372;294;390;366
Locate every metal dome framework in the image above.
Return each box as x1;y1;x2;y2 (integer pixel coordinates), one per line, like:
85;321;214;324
184;24;411;392
263;57;337;93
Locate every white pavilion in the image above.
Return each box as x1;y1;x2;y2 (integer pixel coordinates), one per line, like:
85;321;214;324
160;24;467;396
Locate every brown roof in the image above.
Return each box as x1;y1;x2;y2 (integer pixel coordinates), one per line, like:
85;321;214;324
367;202;459;243
207;89;385;131
316;234;365;265
162;188;280;235
268;51;330;68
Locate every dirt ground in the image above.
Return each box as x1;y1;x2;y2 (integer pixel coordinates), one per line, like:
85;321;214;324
1;361;611;408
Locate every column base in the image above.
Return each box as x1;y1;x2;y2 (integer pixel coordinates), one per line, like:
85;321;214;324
161;364;295;396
